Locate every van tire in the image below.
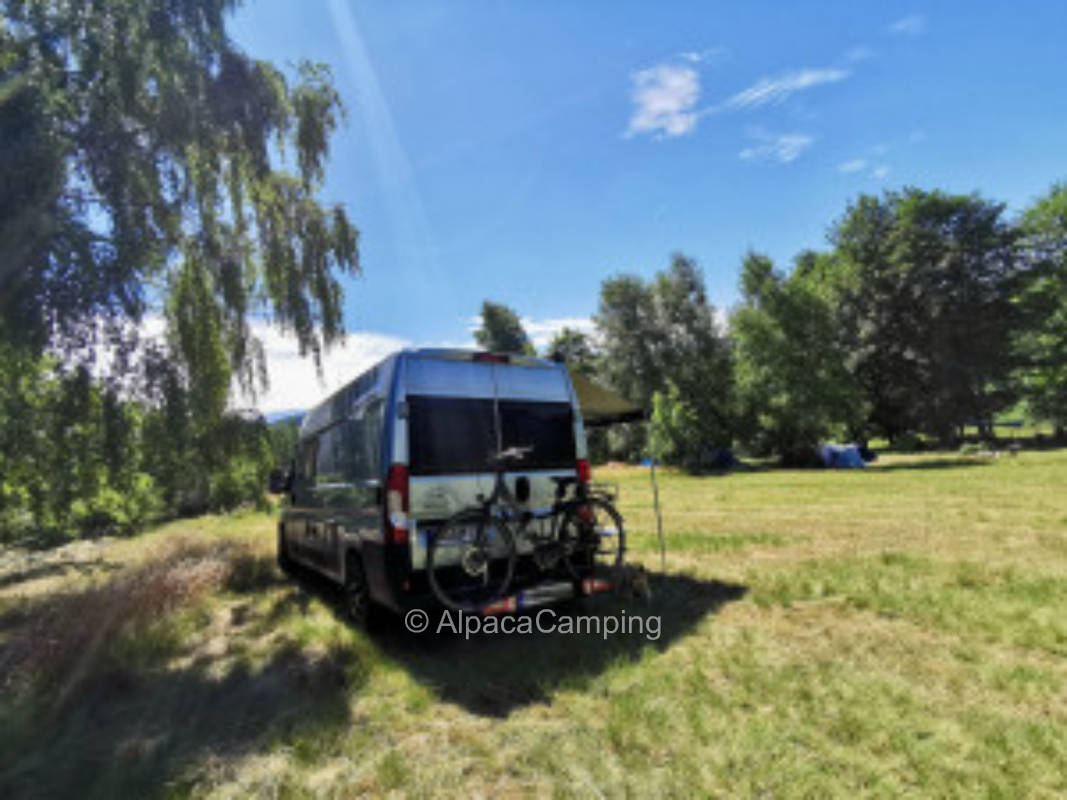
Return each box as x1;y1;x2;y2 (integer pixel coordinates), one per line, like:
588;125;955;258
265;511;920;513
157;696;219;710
342;551;378;629
277;524;295;576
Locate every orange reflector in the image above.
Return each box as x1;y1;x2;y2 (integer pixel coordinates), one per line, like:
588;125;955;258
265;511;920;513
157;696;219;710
581;578;613;595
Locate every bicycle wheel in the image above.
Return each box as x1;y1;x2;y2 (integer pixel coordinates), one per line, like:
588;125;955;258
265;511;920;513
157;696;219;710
426;509;516;612
559;496;626;580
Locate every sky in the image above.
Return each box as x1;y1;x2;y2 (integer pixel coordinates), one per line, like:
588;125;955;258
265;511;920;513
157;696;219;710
226;0;1067;414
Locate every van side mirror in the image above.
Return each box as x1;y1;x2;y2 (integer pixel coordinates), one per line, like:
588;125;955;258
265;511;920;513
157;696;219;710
268;468;292;494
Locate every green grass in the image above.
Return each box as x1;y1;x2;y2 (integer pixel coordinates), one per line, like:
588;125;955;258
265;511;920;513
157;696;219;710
2;451;1067;797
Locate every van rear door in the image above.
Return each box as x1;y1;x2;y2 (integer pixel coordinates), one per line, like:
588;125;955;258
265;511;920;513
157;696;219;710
401;356;581;569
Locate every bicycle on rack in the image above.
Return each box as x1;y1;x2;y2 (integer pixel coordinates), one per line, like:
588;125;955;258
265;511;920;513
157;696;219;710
425;446;626;612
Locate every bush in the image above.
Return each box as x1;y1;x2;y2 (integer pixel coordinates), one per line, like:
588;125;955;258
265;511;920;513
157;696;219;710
208;457;269;512
650;382;704;470
893;432;925;452
69;474;161;537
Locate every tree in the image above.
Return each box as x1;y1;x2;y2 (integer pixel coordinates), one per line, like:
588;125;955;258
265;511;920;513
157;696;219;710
544;327;598;375
830;189;1022;442
474;301;534;355
0;0;359;397
649;380;704;469
0;0;356;539
1015;182;1067;435
595;275;659;408
731;251;864;462
651;254;733;449
595;253;732;464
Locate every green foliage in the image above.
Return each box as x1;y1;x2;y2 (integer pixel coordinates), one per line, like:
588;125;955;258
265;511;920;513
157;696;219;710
0;0;354;541
650;381;704;469
474;301;535;355
893;432;924;453
0;343;274;542
830;188;1022;443
268;416;303;469
0;346;159;541
596;254;732;463
1015;182;1067;431
731;251;864;462
544;327;597;375
0;0;359;391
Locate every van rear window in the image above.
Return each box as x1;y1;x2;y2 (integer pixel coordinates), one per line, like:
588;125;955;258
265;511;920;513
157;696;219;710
407;395;575;475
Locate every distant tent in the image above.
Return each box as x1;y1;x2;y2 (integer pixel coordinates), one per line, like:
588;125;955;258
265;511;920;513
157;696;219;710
818;444;866;469
568;370;646;428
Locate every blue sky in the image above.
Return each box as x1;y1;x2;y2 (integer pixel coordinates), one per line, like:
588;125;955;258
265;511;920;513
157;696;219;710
228;1;1067;412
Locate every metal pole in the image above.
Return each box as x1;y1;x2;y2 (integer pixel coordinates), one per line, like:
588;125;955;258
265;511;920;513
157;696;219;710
649;429;665;572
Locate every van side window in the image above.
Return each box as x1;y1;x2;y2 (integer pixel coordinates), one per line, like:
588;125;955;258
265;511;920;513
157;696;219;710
351;399;383;481
299;438;317;482
312;398;384;487
316;423;349;486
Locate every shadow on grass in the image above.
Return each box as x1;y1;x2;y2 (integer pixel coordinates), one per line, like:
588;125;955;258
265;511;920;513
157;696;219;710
868;458;995;472
0;642;357;800
0;550;358;800
0;556;122;591
370;572;747;718
277;555;746;717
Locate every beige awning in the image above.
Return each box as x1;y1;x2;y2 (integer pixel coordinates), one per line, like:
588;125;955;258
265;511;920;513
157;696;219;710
569;370;646;427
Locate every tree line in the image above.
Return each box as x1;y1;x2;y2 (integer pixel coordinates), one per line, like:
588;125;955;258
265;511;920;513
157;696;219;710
1;0;354;541
477;184;1067;469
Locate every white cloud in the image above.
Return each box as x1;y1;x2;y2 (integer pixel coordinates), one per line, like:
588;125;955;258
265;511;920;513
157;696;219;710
722;68;851;111
679;47;727;64
888;14;927;36
845;45;875;62
83;314;410;415
465;314;597;353
521;316;596;351
739;129;815;164
625;63;701;138
872;165;891;179
625;59;850;140
241;322;409;414
838;158;867;173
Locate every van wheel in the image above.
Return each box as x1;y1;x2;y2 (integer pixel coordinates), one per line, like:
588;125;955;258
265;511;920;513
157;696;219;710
277;524;295;576
343;553;376;629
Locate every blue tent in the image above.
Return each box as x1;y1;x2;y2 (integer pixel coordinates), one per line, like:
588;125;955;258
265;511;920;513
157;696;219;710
818;444;867;469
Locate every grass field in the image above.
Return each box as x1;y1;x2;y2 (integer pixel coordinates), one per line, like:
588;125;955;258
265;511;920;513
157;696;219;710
2;450;1067;798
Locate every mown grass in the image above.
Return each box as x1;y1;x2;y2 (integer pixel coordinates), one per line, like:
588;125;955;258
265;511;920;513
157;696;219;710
1;451;1066;797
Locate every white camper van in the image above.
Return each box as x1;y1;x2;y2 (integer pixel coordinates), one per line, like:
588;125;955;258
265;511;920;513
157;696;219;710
270;348;624;623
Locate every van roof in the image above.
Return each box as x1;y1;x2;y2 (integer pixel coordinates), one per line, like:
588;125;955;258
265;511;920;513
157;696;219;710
405;348;555;368
299;348;566;438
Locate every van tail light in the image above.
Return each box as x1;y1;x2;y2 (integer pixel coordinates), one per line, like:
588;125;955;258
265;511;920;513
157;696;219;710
473;352;510;364
385;464;409;544
577;458;591;486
